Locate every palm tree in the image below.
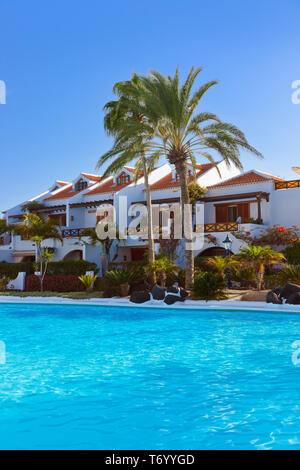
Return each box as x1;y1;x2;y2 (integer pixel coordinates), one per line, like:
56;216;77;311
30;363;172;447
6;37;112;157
16;213;62;291
205;255;238;276
233;245;286;290
80;221;122;275
132;67;263;288
98;76;159;267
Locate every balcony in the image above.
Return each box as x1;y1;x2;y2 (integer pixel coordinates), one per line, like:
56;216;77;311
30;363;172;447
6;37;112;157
275;179;300;190
204;222;238;233
61;228;88;238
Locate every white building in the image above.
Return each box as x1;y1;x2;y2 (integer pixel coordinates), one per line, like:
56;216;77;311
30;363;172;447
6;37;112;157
1;161;298;272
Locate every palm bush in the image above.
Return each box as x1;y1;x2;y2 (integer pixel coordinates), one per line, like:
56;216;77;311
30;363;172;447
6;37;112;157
145;256;179;287
105;267;144;286
278;265;300;284
192;272;228;301
78;274;98;292
233;245;286;290
205;256;239;276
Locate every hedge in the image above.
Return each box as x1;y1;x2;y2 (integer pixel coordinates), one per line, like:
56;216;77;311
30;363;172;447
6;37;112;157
26;274;87;292
46;260;99;275
0;260;98;279
0;262;34;279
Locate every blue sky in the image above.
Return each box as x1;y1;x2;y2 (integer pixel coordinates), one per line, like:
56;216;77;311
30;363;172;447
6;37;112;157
1;0;300;210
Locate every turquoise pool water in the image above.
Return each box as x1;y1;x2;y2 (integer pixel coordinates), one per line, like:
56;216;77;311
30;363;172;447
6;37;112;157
0;303;300;449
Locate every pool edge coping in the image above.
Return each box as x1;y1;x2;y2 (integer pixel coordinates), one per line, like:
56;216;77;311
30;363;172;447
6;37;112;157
0;296;300;314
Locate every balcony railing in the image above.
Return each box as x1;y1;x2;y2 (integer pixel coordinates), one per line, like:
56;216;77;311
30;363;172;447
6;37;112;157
275;180;300;190
204;222;238;233
61;228;88;238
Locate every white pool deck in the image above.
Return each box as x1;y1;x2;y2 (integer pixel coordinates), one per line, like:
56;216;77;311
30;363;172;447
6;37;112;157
0;296;300;314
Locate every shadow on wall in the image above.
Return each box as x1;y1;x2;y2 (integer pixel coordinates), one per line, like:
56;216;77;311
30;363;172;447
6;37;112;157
63;250;83;261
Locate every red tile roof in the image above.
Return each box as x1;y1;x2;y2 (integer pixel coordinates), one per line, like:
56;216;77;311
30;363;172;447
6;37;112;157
56;180;69;186
81;173;101;182
45;185;81;201
208;170;285;189
149;163;214;191
84;176;131;196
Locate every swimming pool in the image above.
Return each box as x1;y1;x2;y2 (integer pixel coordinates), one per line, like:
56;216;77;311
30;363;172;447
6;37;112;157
0;302;300;450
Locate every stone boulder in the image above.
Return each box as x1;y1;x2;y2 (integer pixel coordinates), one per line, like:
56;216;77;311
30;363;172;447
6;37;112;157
266;291;282;304
273;286;283;298
286;292;300;305
151;285;166;300
130;291;151;304
280;283;300;300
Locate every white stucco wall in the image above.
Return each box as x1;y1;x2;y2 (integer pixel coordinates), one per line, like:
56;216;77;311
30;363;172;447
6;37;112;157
270;187;300;227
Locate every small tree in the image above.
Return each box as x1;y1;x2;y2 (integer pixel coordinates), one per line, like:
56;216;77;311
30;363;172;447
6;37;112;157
16;213;62;291
233;245;286;290
34;248;54;292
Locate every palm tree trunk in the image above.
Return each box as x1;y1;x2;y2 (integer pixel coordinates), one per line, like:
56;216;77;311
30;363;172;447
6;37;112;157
142;157;155;266
175;160;194;289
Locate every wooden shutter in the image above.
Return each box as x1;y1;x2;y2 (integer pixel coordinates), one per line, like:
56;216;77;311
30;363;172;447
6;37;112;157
237;203;250;222
216;205;228;223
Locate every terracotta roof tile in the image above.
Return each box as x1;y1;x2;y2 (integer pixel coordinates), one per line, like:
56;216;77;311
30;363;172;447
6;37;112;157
149;163;214;191
45;186;81;201
84;176;131;196
81;173;101;182
208;170;285;189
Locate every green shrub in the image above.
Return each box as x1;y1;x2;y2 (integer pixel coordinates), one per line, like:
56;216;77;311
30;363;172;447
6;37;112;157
0;260;98;279
263;274;282;289
194;256;214;271
192;272;228;301
283;242;300;265
46;260;99;276
0;275;10;291
105;267;144;286
0;262;34;279
231;267;255;282
78;274;98;291
108;260;146;270
278;265;300;285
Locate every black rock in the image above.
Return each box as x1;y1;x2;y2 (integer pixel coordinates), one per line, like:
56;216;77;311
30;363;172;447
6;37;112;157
164;294;185;305
280;283;300;300
272;286;283;297
151;285;166;300
286;292;300;305
266;291;282;304
130;291;151;304
179;288;189;299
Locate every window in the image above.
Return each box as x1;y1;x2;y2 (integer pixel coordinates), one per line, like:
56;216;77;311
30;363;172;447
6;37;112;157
117;173;130;186
228;206;237;222
75;180;88;192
